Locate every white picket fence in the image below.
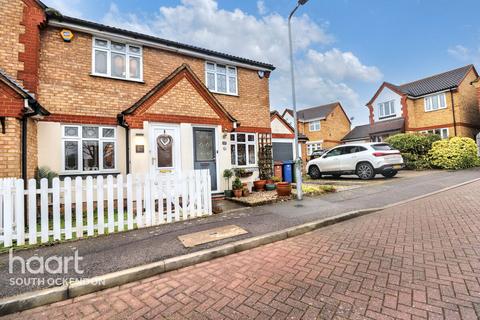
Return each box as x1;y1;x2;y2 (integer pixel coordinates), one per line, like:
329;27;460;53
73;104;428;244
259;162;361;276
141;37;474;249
0;170;212;247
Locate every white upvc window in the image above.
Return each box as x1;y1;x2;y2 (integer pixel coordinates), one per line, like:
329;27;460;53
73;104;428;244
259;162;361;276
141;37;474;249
230;133;256;167
424;93;447;112
422;128;449;139
307;143;322;156
62;125;117;174
206;62;238;95
309;121;320;132
378;100;396;119
92;37;143;81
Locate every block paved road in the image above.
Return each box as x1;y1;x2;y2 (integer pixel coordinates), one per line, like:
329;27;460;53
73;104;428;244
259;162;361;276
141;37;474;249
5;179;480;319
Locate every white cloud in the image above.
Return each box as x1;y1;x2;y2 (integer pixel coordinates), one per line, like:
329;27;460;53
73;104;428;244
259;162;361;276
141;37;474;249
257;1;267;15
100;0;380;112
448;45;480;65
42;0;84;17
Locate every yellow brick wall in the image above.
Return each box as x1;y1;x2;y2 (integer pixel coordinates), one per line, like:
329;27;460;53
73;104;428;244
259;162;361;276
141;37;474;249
0;0;25;79
38;27;271;128
148;78;219;119
0;117;21;178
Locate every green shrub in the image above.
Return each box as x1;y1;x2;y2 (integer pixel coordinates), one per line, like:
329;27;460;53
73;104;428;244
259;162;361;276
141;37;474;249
428;137;480;170
385;133;440;170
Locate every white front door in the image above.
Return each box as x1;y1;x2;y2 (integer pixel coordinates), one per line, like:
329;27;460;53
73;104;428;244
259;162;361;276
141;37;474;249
150;124;181;175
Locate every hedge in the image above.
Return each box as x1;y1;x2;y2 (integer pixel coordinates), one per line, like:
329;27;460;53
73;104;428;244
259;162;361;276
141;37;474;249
428;137;480;170
385;133;440;169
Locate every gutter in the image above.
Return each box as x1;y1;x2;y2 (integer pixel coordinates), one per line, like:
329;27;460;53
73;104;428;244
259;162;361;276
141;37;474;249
117;114;130;174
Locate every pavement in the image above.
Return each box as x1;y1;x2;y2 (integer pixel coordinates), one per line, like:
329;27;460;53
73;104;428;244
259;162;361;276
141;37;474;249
4;172;480;319
0;168;479;300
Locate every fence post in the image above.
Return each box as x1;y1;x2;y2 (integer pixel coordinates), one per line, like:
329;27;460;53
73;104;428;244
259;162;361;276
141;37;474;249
75;177;83;238
97;176;104;235
40;178;49;243
126;174;133;230
64;177;72;240
117;175;124;232
52;177;61;241
86;176;94;236
28;179;37;244
14;179;25;245
107;175;115;233
3;180;13;247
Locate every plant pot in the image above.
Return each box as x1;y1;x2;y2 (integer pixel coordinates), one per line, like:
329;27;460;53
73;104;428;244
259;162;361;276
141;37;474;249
253;180;266;191
266;179;274;185
233;189;243;198
265;183;276;191
242;188;250;197
224;190;234;198
276;182;292;197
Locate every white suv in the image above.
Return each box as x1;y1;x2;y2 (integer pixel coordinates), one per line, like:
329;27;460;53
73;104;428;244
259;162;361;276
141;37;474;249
306;143;404;180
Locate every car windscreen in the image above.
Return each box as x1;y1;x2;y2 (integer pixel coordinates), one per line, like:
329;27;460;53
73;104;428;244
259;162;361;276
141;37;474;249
372;144;393;151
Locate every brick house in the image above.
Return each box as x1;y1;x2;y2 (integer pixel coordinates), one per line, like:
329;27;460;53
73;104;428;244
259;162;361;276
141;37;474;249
0;0;275;193
281;103;351;159
366;65;480;142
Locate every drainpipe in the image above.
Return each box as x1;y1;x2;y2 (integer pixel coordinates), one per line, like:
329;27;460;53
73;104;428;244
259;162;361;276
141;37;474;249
117;114;130;174
21;98;43;183
450;90;457;136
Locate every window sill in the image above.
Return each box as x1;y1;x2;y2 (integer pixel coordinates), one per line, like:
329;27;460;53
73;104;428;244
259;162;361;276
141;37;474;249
378;115;397;121
90;73;145;84
59;171;121;179
209;90;239;97
424;107;447;113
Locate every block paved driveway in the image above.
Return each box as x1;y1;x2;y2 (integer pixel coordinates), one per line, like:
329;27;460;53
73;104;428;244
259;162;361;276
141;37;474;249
5;180;480;320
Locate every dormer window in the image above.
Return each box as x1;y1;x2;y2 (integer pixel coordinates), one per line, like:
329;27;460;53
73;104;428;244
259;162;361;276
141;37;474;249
378;100;395;119
92;37;143;81
205;62;238;95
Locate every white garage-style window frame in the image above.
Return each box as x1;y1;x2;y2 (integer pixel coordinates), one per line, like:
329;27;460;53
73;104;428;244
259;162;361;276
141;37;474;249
230;133;256;167
62;125;117;174
309;120;320;132
378;100;396;119
424;93;447;112
205;61;238;95
422;128;449;139
92;37;143;81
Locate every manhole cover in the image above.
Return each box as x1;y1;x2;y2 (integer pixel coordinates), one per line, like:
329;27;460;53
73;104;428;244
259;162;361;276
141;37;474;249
178;225;248;248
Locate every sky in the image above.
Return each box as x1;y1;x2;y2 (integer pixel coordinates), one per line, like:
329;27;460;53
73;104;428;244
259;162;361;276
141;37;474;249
43;0;480;126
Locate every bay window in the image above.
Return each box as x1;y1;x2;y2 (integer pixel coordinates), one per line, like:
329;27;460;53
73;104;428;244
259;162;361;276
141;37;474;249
230;133;256;166
378;100;396;119
424;93;447;112
206;62;238;95
92;37;142;81
62;125;117;173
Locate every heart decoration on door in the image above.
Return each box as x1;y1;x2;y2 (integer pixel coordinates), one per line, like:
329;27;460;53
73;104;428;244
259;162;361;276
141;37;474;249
157;133;173;151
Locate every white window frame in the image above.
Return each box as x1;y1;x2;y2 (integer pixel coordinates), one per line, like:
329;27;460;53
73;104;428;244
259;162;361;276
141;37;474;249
61;125;118;174
309;121;321;132
422;128;449;139
230;133;256;167
378;100;396;119
307;143;323;156
424;93;447;112
205;61;238;96
92;37;143;82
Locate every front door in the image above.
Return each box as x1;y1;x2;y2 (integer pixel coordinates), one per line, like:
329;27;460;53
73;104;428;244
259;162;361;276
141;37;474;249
193;128;217;191
151;125;181;175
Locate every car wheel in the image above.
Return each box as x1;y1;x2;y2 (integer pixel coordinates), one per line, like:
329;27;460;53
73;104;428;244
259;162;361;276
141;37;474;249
308;165;321;179
356;162;375;180
381;170;398;178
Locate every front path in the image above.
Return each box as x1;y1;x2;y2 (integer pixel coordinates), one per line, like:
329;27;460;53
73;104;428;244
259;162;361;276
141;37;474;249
5;178;480;319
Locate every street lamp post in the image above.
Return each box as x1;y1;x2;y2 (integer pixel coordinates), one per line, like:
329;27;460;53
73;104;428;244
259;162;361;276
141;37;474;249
288;0;309;201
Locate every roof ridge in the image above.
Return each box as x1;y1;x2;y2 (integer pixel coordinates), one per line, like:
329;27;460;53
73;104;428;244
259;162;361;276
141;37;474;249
398;64;473;88
298;101;340;112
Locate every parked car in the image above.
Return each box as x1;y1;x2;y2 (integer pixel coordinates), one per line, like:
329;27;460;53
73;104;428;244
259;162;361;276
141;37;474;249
310;149;327;160
306;143;404;180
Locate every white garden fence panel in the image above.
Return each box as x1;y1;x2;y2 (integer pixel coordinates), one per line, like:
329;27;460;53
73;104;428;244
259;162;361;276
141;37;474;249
0;170;212;247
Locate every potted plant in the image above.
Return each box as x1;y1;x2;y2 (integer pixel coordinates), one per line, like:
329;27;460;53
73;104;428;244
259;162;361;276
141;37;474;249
253;179;266;191
223;169;234;197
266;176;279;191
232;177;243;198
276;181;292;197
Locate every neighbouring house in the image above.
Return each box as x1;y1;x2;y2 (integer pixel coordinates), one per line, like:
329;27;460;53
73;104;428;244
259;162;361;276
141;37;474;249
366;65;480;142
281;103;351;159
270;110;307;162
341;124;371;144
0;0;275;194
281;108;295;128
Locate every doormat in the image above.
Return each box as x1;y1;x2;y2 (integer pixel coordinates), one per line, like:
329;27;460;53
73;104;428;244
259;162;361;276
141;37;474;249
178;225;248;248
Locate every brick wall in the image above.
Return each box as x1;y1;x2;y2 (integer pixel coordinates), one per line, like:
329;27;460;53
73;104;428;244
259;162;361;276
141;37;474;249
0;117;22;178
38;27;271;130
0;0;25;79
0;82;25;117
